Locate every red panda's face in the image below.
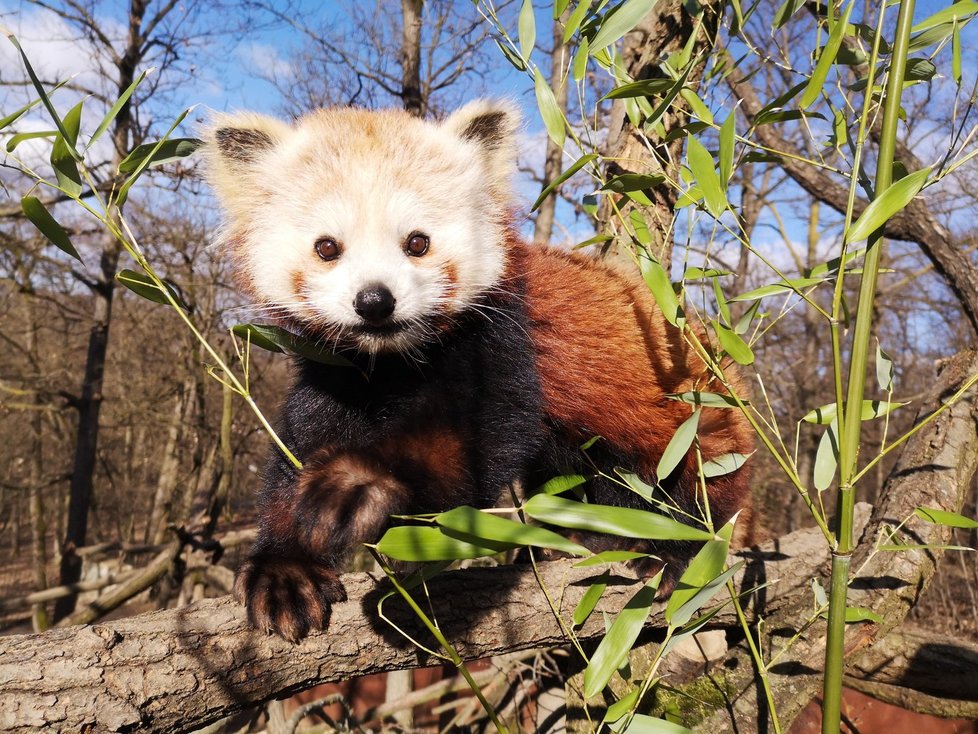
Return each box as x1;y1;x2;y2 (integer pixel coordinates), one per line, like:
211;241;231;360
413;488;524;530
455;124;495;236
204;102;519;355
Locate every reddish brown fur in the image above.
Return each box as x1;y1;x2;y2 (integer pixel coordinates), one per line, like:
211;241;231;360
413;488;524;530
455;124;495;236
514;240;754;534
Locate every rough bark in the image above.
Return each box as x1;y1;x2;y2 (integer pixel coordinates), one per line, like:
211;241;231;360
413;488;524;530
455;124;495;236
695;348;978;732
0;516;839;734
844;627;978;719
600;1;721;268
726;66;978;336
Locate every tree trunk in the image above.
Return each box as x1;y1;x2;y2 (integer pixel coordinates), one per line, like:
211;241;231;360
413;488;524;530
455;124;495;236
53;0;148;621
599;0;721;269
401;0;424;117
533;13;570;246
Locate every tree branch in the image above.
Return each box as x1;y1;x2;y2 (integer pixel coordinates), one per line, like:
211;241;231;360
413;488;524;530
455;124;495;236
0;513;839;734
726;67;978;336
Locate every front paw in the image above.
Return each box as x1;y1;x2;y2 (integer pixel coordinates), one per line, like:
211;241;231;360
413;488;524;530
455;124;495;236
233;556;347;642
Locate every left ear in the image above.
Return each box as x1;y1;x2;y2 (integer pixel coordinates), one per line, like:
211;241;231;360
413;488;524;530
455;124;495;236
443;99;520;181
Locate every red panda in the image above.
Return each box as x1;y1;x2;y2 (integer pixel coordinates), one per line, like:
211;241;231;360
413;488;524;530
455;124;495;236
203;101;753;642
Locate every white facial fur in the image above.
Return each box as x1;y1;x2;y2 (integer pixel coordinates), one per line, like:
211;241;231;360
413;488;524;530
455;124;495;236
203;102;519;355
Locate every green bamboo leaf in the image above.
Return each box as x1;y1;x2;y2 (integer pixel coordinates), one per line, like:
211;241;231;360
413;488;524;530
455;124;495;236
800;1;854;109
563;0;593;43
115;107;194;207
801;400;908;424
715;321;754;365
523;494;713;541
0;94;46;129
686;136;727;217
806;245;866;277
50;99;84;197
374;525;510;561
813;419;839;492
640;255;680;326
772;0;806;28
670;391;745;408
952;20;962;85
701;452;750;478
718;113;735;186
666;520;737;626
603;687;641;723
534;68;566;146
435;505;590;555
734;299;762;335
643;66;691;130
713;279;731;326
493;37;527;71
876;344;894;392
914;507;978;529
590;0;658;50
572;35;591;80
538;474;588;495
911;1;978;32
573;233;614;250
620;472;655;502
630;209;653;245
683;266;731;280
532;153;598;211
845;607;883;624
5;33;81;160
847;167;930;242
613;715;694;733
88;67;152;148
518;0;536;60
118;137;202;174
573;571;608;625
231;323;284;353
729;276;825;302
602;77;674;100
680;88;713;123
21;195;81;261
554;0;571;18
602;173;665;194
657;409;700;479
231;323;356;368
583;578;660;698
6;129;57;152
117;269;188;310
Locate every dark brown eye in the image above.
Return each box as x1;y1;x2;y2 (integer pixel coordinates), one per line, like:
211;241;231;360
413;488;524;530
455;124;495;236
314;236;340;261
404;232;430;257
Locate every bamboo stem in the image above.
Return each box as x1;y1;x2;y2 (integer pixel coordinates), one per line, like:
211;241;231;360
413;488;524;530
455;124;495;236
822;1;917;731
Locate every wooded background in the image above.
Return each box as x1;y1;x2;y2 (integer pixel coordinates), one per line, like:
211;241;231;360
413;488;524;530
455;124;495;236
1;0;977;731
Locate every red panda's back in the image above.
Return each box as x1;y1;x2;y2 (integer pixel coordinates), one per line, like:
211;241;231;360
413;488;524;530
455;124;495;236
518;242;753;526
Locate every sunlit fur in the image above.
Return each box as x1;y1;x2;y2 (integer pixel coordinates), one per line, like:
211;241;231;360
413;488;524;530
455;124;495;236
202;101;519;355
205;101;754;642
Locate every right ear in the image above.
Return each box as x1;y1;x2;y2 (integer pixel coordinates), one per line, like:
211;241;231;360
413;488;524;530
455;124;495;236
201;112;291;210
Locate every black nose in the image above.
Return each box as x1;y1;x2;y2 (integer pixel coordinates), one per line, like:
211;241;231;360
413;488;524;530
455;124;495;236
354;284;396;324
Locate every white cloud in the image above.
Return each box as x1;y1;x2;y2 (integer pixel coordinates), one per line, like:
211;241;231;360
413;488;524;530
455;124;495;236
235;42;294;81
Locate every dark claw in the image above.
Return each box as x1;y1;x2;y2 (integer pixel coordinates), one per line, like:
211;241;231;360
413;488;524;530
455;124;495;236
233;556;347;642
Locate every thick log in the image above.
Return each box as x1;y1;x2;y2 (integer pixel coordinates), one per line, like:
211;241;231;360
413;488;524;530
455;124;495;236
0;515;838;734
844;627;978;719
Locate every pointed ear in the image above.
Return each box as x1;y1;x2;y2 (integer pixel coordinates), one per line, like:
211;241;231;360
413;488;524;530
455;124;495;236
443;100;520;181
200;112;292;211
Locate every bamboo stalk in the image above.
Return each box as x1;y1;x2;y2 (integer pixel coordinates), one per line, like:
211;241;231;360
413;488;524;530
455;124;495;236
822;1;918;730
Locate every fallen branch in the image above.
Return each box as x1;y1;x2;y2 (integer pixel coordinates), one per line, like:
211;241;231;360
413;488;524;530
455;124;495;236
0;512;837;734
844;626;978;719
